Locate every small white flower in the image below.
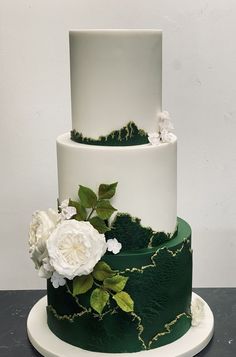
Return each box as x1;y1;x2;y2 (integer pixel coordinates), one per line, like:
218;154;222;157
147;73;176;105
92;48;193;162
148;132;161;146
47;220;107;279
160;129;176;143
191;297;205;327
107;238;122;254
51;271;66;289
158;110;174;132
29;209;60;272
157;111;174;132
59;199;77;220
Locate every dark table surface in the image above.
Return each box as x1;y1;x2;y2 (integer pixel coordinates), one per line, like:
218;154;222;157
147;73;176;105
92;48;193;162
0;288;235;357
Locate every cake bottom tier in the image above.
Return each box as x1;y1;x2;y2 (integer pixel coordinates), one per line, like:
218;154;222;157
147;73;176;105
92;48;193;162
47;218;192;353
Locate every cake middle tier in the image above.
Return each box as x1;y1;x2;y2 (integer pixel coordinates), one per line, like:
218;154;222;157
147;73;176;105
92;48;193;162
57;133;177;234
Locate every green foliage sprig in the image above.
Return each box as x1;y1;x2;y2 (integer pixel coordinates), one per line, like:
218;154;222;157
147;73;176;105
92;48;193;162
72;261;134;315
68;182;118;233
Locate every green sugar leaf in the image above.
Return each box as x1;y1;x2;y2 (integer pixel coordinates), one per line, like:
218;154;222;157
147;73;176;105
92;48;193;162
96;200;117;220
93;261;116;281
73;274;94;296
113;291;134;312
69;199;87;221
103;275;128;292
90;288;110;314
78;185;97;208
89;216;110;233
98;182;118;199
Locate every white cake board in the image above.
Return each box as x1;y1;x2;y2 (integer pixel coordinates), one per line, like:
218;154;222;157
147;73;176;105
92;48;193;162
27;292;214;357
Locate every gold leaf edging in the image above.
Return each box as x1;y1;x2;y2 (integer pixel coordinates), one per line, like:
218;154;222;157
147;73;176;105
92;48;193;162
47;305;88;321
47;305;191;350
131;312;146;350
148;312;191;349
120;239;191;274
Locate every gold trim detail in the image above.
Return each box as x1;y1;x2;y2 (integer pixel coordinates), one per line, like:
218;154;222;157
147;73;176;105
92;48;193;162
148;313;191;349
131;312;146;350
120;239;191;274
47;305;88;321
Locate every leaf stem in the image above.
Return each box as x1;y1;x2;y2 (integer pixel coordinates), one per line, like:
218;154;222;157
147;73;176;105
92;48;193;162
65;282;89;312
93;281;102;288
87;208;95;221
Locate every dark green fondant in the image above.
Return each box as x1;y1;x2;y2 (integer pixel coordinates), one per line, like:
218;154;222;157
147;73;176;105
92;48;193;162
71;121;149;146
105;213;177;251
47;217;192;353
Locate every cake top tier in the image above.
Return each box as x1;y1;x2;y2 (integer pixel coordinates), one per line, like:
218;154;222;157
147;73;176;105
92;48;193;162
69;29;162;139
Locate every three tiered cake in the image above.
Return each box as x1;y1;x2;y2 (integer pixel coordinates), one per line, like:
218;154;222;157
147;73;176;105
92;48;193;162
29;30;193;353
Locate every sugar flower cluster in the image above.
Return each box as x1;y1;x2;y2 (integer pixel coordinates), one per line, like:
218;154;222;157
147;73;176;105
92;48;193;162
148;111;175;146
29;199;122;289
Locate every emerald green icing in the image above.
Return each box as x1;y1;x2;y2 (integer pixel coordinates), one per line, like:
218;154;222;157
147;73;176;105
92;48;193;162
71;121;149;146
47;218;192;353
105;213;177;251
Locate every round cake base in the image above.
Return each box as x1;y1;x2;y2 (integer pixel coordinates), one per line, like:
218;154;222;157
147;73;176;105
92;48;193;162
27;292;214;357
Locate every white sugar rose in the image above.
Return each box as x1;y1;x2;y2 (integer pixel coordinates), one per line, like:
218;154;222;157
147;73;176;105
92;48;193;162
29;209;60;273
47;220;107;279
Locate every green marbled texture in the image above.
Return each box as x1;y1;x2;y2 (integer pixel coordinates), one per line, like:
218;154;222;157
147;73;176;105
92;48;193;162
47;218;192;353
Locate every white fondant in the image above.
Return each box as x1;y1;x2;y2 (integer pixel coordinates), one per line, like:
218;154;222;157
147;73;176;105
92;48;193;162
27;293;214;357
57;134;177;233
69;29;162;137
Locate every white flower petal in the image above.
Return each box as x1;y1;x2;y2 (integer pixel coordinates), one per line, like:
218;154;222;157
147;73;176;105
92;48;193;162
38;265;52;279
160;130;176;143
61;206;77;220
148;132;161;146
59;199;70;209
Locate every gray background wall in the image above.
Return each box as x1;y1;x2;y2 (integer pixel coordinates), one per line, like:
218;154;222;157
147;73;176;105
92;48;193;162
1;0;235;289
